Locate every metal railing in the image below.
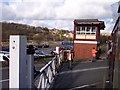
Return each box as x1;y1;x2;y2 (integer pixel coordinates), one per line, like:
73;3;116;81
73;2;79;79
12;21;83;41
9;35;65;89
34;52;63;89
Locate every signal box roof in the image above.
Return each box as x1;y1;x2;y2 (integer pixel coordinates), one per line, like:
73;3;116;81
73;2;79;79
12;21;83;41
74;19;105;30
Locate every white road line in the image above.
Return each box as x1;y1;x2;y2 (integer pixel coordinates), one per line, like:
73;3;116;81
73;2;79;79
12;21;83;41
59;66;108;75
0;79;9;83
75;84;89;88
68;83;96;90
68;80;109;90
81;60;104;63
68;85;89;90
106;81;110;83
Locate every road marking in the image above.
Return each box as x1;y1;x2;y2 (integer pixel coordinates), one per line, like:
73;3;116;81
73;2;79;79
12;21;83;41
68;85;90;90
68;80;109;90
81;60;105;63
75;84;89;88
106;81;110;83
59;66;108;75
0;79;9;83
68;83;96;90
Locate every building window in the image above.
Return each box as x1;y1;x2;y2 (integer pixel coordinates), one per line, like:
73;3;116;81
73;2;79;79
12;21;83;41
86;26;91;34
76;26;80;34
91;27;96;34
80;26;85;34
76;26;96;35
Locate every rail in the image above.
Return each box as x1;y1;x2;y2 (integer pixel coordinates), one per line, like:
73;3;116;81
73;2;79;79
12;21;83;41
34;52;63;89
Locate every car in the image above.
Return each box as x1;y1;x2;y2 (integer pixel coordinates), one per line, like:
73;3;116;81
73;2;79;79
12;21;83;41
37;45;43;48
34;50;46;58
0;51;9;62
34;50;51;58
43;44;49;48
2;48;9;52
36;44;49;49
50;48;57;55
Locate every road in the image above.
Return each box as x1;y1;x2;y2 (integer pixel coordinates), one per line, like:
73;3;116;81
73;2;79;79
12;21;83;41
0;59;109;89
52;60;109;89
0;67;9;88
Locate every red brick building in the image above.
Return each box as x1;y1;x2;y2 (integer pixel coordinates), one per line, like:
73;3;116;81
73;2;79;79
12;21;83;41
73;19;105;60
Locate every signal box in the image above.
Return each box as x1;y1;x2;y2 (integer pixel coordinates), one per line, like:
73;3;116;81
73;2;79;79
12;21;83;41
73;19;105;60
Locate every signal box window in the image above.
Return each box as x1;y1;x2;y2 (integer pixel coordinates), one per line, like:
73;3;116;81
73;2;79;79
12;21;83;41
76;26;96;35
86;26;91;34
80;26;85;34
76;26;80;34
91;27;96;34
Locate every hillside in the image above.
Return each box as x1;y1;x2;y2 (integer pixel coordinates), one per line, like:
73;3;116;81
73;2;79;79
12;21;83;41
1;22;73;45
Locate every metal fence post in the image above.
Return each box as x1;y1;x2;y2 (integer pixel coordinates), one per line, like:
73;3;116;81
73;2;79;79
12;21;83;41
26;45;34;88
9;35;27;88
27;55;34;88
0;11;2;90
0;21;2;51
56;47;61;65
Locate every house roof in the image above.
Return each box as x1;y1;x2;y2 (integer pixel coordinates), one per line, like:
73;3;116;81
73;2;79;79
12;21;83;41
74;19;98;22
74;19;105;30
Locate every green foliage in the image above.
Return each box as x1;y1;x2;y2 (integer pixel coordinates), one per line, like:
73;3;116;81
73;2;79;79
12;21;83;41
100;44;107;53
100;35;109;45
1;22;72;44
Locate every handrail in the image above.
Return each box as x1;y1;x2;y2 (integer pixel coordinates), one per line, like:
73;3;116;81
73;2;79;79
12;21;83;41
34;52;63;89
39;57;56;73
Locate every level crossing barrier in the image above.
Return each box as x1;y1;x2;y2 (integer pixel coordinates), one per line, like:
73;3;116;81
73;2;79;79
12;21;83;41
34;52;63;89
9;35;64;89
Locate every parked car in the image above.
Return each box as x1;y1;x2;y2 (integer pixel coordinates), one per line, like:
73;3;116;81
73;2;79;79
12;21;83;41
50;48;57;56
0;51;9;62
43;44;49;48
37;45;43;48
2;48;9;52
37;44;49;48
34;50;51;58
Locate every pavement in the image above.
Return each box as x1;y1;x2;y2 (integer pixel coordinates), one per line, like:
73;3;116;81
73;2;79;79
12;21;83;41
51;59;109;89
0;66;9;88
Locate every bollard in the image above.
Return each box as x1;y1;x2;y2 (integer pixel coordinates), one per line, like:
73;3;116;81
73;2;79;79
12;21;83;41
27;45;34;88
9;35;27;88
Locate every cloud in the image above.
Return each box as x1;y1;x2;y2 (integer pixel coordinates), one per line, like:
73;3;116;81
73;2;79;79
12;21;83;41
2;1;58;20
1;0;120;32
55;0;114;19
101;18;114;32
13;20;73;30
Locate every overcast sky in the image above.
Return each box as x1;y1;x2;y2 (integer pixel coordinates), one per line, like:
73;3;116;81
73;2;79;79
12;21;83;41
1;0;120;33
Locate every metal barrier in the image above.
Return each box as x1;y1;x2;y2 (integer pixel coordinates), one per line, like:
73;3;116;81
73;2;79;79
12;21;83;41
34;52;63;89
9;35;64;89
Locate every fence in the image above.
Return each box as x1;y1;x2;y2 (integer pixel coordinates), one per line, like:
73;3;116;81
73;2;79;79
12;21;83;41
34;51;63;89
9;35;64;89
